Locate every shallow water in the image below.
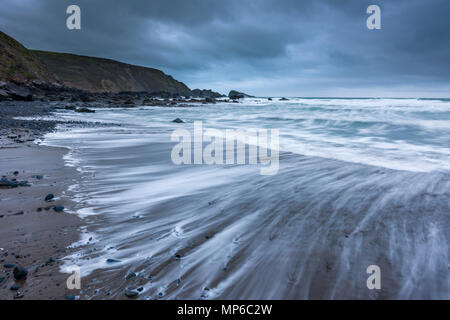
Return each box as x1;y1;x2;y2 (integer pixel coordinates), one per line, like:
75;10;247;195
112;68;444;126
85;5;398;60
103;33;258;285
44;98;450;299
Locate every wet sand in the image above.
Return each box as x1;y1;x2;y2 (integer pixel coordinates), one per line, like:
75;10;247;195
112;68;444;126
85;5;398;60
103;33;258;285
0;139;82;300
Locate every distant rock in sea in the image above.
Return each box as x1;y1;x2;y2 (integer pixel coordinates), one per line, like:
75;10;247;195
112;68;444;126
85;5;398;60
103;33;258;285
228;90;254;99
191;89;225;98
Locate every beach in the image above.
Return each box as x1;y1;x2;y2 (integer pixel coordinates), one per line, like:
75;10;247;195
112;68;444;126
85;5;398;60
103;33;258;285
1;97;449;300
0;119;82;299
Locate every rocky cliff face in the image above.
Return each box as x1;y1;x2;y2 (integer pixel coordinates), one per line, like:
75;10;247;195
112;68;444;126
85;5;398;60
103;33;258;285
0;31;56;83
0;30;191;95
33;50;191;95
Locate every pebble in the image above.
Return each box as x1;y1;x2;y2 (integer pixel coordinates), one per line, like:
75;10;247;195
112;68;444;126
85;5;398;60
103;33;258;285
124;289;139;298
53;205;64;212
10;284;20;291
3;263;15;268
13;265;28;280
106;258;121;263
126;272;136;280
45;193;54;201
13;292;24;299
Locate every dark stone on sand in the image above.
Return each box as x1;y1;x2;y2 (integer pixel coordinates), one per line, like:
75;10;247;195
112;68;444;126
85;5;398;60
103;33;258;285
65;295;77;300
0;215;3;218
0;176;30;188
13;171;19;175
10;284;19;291
13;292;24;299
174;254;182;260
37;208;42;212
13;265;28;280
0;276;4;283
126;272;137;280
76;107;95;113
53;205;64;212
124;288;139;298
36;175;44;180
45;193;54;201
172;118;184;123
13;211;24;215
45;258;55;265
4;263;15;268
106;258;121;264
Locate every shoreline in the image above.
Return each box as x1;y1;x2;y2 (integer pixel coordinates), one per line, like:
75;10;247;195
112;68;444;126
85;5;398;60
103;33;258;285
0;104;83;300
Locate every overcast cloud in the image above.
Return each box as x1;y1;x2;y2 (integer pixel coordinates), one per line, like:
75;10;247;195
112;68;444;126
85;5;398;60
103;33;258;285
0;0;449;97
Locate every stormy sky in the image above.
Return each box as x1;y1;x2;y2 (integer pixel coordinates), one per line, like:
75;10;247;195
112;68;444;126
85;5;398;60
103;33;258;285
1;0;449;97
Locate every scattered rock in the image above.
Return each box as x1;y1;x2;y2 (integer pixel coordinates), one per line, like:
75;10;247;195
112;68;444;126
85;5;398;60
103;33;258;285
124;288;139;298
45;193;54;201
106;258;121;264
0;176;30;188
10;284;19;291
126;272;137;280
53;205;64;212
13;265;28;280
3;263;15;268
76;107;95;113
13;292;24;299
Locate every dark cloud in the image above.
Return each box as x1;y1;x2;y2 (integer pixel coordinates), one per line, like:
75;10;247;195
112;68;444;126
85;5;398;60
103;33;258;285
0;0;448;97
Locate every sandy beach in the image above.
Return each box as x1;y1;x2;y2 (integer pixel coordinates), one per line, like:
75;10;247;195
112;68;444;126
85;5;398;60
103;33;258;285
0;106;83;300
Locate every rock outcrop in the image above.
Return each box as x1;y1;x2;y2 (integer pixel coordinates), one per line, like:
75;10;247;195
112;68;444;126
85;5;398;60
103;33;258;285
228;90;254;99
